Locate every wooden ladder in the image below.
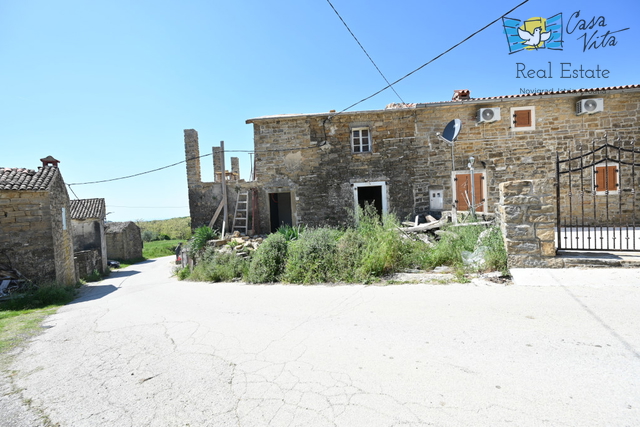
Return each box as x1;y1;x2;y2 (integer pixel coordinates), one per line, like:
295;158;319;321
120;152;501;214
232;191;249;235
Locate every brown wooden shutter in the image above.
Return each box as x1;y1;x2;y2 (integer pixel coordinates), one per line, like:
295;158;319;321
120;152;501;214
513;110;532;127
455;173;484;211
595;165;618;192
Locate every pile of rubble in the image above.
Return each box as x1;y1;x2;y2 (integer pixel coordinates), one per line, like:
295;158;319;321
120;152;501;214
205;231;265;257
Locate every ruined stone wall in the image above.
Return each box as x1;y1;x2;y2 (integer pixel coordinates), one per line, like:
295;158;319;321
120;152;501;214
75;249;102;279
249;89;640;230
184;129;249;231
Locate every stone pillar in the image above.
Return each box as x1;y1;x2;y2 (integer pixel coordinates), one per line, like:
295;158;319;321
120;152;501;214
231;157;240;180
497;178;562;268
184;129;201;186
213;147;223;182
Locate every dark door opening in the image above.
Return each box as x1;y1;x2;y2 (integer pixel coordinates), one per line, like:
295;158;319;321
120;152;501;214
269;192;293;233
356;185;383;217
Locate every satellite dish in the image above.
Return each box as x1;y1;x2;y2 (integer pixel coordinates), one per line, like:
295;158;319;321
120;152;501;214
481;109;495;121
584;99;598;112
441;119;462;144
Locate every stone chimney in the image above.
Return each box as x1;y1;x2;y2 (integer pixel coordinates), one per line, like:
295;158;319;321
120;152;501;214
40;156;60;167
452;89;471;101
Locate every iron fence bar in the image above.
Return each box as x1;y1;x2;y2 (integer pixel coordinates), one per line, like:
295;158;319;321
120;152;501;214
556;152;562;250
568;149;575;249
579;143;586;250
616;139;623;250
633;138;637;251
604;135;610;250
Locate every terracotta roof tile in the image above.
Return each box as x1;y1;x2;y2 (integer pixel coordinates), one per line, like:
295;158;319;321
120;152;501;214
70;198;106;220
0;166;60;191
422;85;640;105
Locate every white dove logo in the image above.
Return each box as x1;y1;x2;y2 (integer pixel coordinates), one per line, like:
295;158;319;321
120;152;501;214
518;26;551;48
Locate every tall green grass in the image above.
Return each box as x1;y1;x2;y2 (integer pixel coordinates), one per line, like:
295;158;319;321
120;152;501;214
181;207;508;285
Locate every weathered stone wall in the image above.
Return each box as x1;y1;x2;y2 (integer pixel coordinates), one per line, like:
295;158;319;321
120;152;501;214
0;190;58;282
48;173;77;285
105;222;143;261
0;172;77;285
184;129;249;231
247;89;640;231
497;179;562;268
75;249;102;279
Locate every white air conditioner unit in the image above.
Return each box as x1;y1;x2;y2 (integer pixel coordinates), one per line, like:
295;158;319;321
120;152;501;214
576;98;604;115
477;107;501;123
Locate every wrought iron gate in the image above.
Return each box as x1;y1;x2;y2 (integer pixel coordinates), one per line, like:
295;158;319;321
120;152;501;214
556;135;640;251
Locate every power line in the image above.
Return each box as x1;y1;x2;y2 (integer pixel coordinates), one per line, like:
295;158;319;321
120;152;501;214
68;1;531;187
333;0;531;116
67;153;212;186
325;0;405;104
67;144;318;186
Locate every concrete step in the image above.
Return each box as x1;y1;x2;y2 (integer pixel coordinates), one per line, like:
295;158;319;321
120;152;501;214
557;250;640;268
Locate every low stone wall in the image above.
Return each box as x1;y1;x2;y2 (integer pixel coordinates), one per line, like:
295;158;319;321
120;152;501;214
75;249;102;279
497;178;563;268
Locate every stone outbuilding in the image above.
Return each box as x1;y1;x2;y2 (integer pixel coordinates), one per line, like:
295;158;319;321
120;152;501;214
105;221;143;261
70;198;108;277
0;156;78;285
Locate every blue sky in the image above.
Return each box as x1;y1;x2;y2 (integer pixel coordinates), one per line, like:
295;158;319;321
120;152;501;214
1;0;638;222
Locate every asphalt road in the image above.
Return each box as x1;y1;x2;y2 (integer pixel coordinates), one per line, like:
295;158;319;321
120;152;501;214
3;257;640;426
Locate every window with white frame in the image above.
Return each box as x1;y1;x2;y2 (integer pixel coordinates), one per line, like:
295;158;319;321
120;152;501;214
593;161;619;194
510;106;535;131
351;127;371;153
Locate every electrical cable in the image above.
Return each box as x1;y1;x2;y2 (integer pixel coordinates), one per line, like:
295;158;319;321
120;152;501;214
68;1;530;187
331;0;531;117
325;0;405;104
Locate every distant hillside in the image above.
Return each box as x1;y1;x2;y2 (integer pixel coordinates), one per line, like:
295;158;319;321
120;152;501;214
136;217;191;241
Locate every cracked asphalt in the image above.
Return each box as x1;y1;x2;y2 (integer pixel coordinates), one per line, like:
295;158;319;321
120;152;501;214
2;257;640;426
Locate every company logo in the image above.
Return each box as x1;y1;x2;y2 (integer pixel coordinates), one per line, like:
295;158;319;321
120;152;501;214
503;13;564;54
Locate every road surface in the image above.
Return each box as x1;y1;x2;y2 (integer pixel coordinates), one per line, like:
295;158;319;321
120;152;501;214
3;257;640;426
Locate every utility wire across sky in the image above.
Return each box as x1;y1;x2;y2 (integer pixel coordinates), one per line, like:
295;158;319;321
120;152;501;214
68;0;530;188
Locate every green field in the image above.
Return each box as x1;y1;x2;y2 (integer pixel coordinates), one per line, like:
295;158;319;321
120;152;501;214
143;239;183;259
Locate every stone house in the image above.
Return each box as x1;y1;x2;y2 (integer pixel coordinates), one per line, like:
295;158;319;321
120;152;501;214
186;85;640;254
105;221;143;261
70;198;107;277
0;156;78;285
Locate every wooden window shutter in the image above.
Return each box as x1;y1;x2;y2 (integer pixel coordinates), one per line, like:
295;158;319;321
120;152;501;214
455;173;484;211
513;109;532;127
595;165;618;192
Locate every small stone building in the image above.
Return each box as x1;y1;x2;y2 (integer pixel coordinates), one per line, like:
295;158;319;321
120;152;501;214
70;198;107;276
105;221;143;261
0;156;77;285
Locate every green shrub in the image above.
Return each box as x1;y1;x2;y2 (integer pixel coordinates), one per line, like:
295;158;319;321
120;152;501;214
421;222;507;275
188;248;248;282
277;224;304;241
246;233;289;283
142;230;159;242
282;227;342;284
175;266;191;280
482;226;508;275
189;226;218;254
